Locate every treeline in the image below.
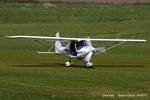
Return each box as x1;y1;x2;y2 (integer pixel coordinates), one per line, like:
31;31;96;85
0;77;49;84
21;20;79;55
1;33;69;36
1;0;150;4
0;0;35;2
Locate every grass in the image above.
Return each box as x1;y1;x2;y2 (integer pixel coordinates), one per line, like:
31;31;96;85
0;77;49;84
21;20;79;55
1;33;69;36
0;2;150;100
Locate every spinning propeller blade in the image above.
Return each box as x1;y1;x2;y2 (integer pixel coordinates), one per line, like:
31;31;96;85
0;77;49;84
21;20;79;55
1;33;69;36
86;39;92;49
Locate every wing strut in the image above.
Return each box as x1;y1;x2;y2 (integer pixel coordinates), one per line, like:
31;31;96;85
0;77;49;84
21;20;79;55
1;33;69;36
95;41;126;55
35;40;56;54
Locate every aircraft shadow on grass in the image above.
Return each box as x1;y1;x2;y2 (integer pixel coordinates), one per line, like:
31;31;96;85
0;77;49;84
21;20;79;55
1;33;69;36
12;63;145;68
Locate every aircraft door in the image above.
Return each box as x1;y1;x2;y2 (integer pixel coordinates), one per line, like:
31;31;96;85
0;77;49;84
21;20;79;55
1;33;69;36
70;41;77;56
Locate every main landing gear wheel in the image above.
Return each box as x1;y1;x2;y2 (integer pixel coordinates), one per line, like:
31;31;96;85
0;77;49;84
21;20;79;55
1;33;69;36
65;62;70;67
86;62;93;68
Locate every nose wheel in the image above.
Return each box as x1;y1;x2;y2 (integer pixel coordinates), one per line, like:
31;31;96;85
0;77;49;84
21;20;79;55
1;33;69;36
65;62;70;67
86;62;93;68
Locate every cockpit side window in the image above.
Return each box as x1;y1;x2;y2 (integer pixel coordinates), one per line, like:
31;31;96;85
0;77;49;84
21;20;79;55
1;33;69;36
70;41;77;56
76;40;86;50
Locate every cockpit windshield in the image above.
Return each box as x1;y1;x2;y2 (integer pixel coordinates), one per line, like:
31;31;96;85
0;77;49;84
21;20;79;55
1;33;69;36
76;40;86;50
69;40;86;56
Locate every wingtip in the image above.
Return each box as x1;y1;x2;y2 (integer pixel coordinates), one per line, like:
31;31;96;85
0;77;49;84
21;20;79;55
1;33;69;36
4;36;20;39
4;36;10;38
142;40;147;42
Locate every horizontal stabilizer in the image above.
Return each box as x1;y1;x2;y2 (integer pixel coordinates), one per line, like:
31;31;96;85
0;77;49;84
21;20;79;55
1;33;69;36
38;52;59;54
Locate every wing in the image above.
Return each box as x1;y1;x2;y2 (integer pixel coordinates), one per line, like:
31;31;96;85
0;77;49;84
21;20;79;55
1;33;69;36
5;35;146;42
5;36;78;41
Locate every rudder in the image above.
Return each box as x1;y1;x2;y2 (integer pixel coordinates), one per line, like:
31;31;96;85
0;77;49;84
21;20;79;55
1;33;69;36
55;32;62;53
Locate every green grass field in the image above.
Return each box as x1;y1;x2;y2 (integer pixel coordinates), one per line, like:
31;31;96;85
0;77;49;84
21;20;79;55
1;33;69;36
0;2;150;100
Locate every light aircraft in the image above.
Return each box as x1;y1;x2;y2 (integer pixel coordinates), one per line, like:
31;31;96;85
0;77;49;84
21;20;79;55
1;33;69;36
5;32;146;68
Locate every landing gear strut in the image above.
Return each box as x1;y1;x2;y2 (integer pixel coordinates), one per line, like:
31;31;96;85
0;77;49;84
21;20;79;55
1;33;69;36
84;51;93;68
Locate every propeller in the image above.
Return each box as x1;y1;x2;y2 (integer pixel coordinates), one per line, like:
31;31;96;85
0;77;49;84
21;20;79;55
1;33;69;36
95;47;106;53
86;37;93;50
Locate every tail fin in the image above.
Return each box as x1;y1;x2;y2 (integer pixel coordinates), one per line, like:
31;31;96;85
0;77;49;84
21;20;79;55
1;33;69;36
55;32;62;53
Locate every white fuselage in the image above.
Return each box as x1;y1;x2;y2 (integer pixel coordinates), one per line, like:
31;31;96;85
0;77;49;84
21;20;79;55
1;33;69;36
58;41;96;59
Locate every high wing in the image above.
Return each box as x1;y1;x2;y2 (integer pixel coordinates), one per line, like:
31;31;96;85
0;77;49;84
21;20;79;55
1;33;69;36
5;35;146;42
